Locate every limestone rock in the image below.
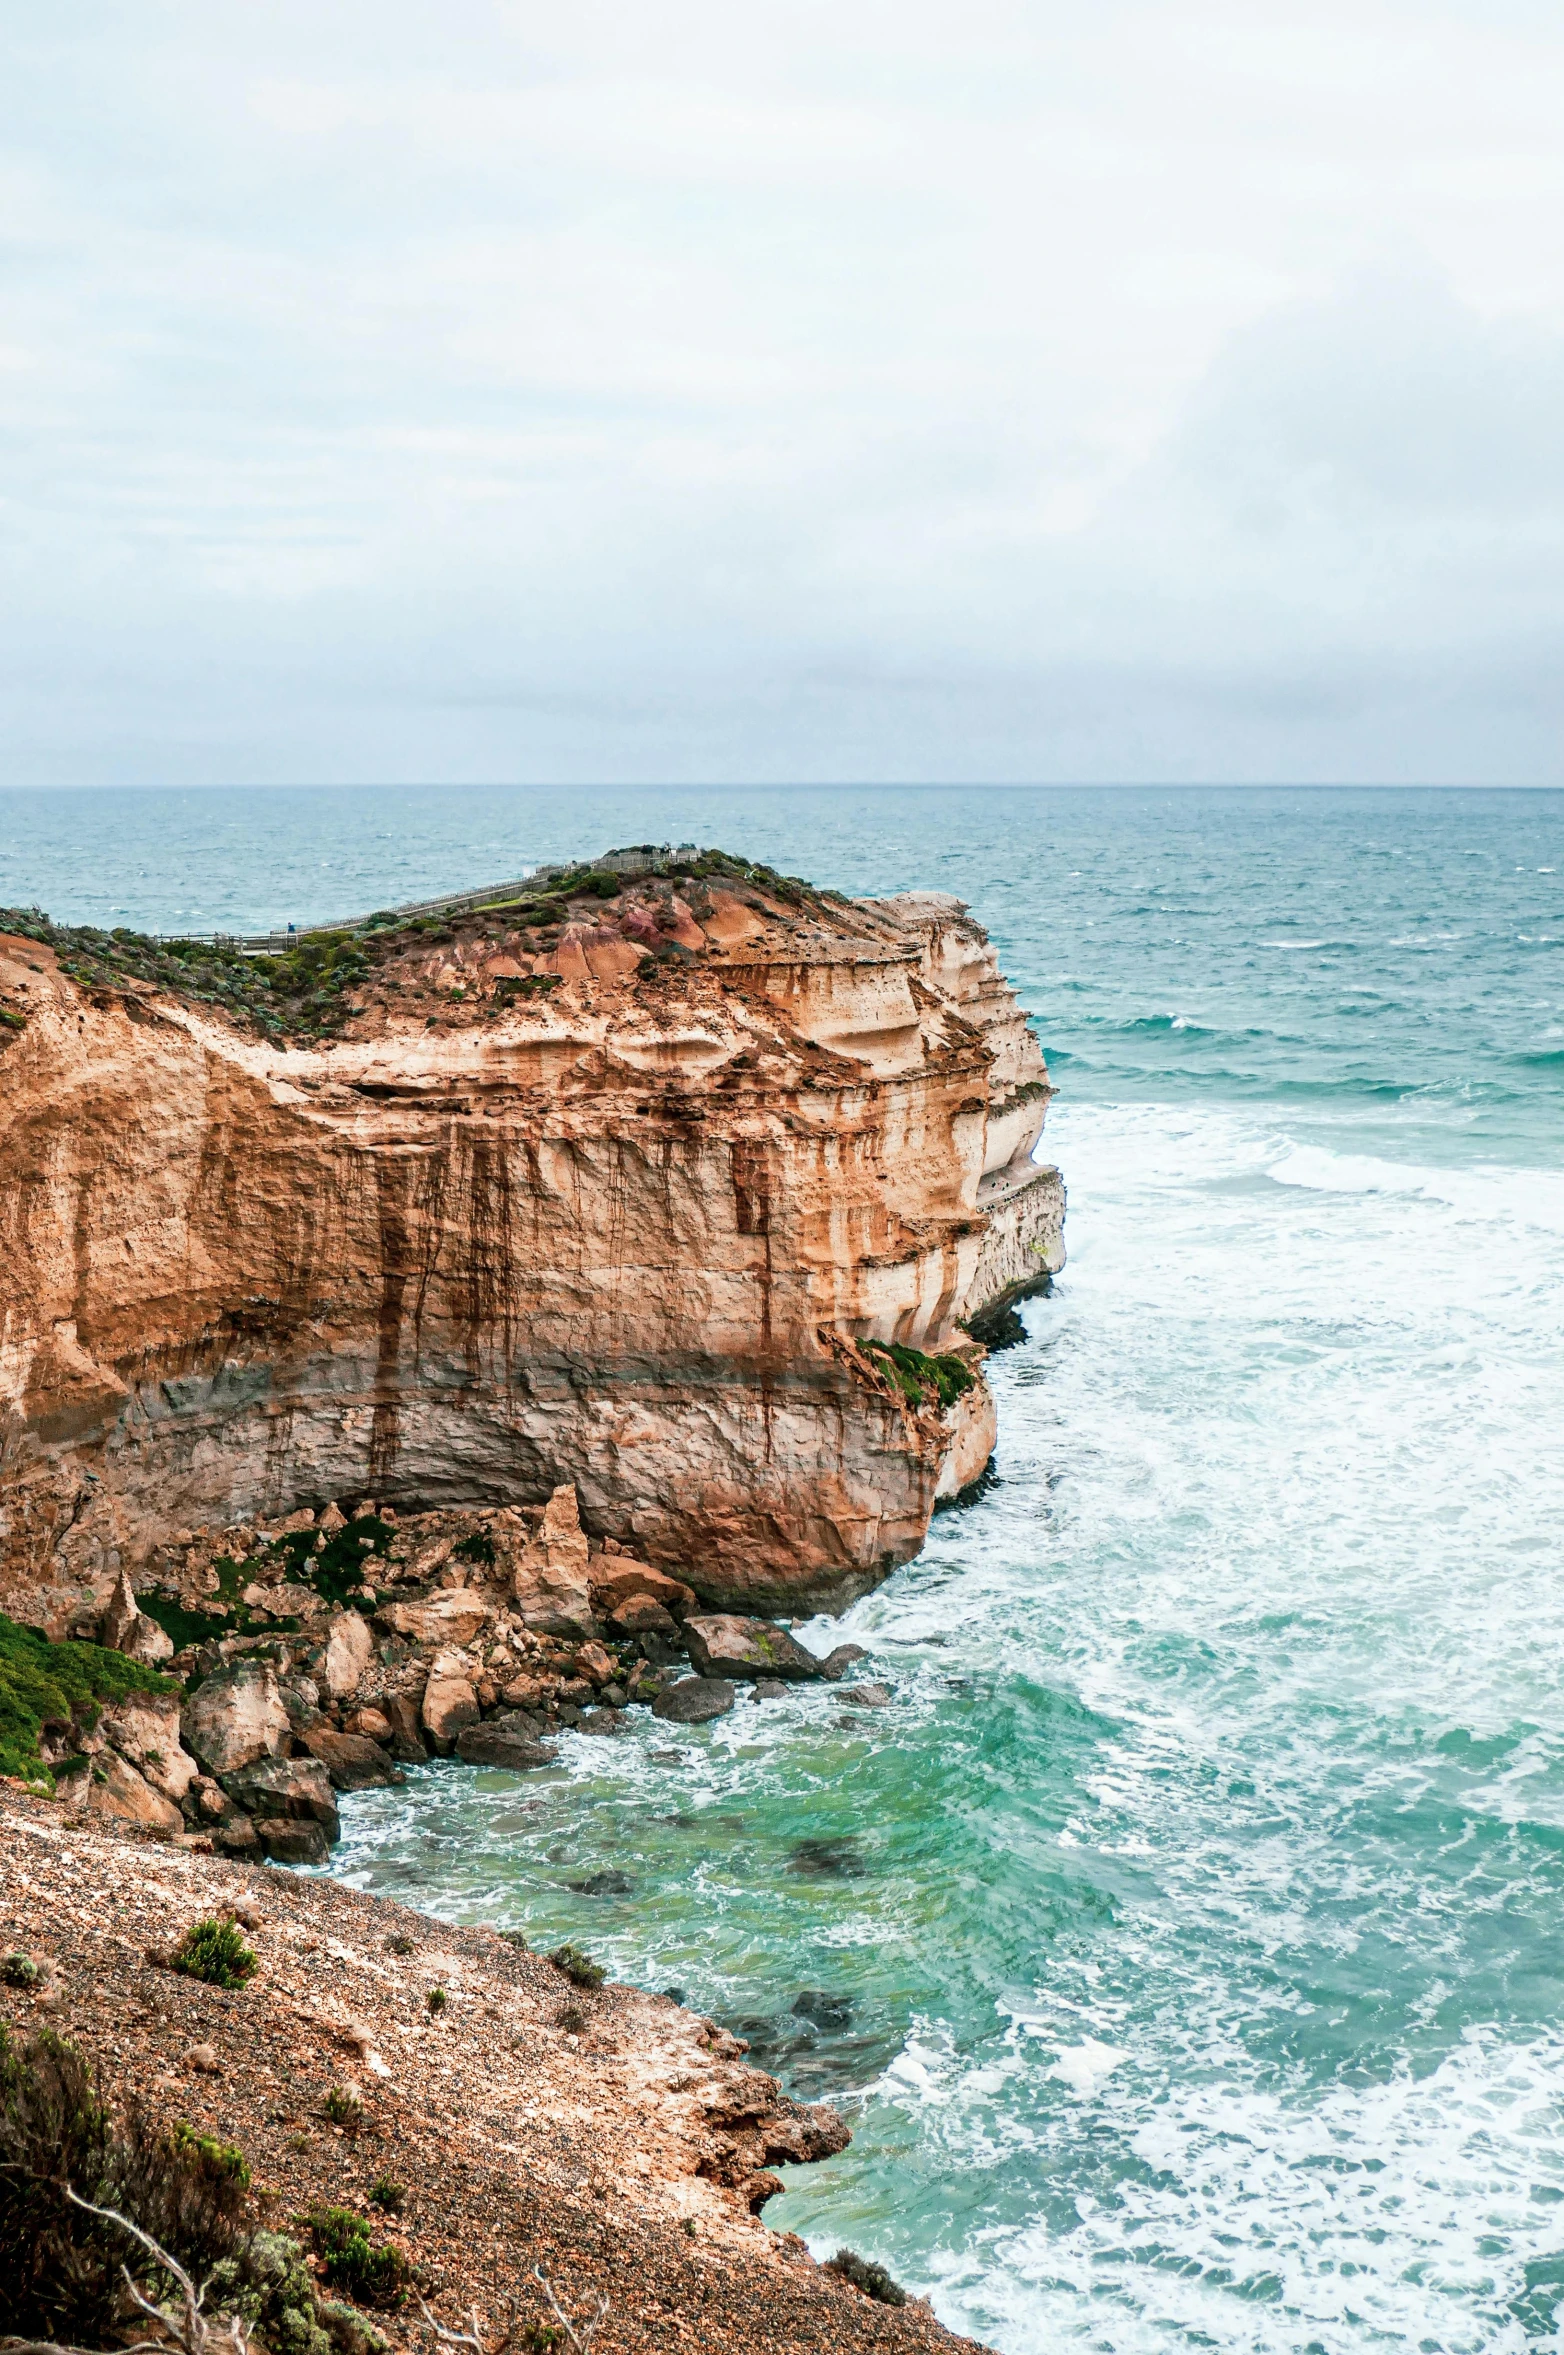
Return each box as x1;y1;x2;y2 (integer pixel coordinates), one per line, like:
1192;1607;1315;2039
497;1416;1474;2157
180;1662;290;1775
383;1692;428;1764
96;1691;197;1802
511;1487;597;1637
346;1706;393;1741
499;1673;553;1711
818;1644;869;1682
455;1723;556;1770
589;1560;697;1620
220;1754;340;1838
383;1592;495;1648
651;1677;736;1724
682;1616;823;1684
63;1748;183;1833
607;1593;680;1639
96;1566;174;1663
301;1727;404;1793
255;1817;330;1866
0;876;1057;1624
575;1640;616;1686
323;1610;376;1701
422;1674;479;1746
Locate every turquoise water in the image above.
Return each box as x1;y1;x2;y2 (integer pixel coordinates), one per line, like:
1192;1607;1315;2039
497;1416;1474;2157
8;786;1563;2351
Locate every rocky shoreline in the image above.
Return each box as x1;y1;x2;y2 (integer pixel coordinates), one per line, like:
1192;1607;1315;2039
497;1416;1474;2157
22;1481;887;1867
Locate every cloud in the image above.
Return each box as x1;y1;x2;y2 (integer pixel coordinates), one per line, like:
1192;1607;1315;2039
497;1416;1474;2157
0;0;1562;781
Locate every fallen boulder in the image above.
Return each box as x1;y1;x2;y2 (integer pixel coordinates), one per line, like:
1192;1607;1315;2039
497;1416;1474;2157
818;1644;869;1683
180;1661;291;1775
95;1691;198;1803
97;1566;175;1664
323;1610;376;1701
651;1677;737;1725
60;1749;182;1834
683;1616;823;1684
607;1593;680;1639
383;1592;495;1648
220;1755;340;1840
255;1817;330;1866
300;1727;404;1792
588;1560;697;1620
422;1673;479;1748
455;1723;557;1771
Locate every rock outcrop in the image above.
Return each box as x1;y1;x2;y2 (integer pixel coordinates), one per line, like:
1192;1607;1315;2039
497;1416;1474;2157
0;852;1063;1625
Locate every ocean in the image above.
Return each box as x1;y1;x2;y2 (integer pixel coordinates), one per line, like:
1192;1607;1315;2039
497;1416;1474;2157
7;784;1561;2353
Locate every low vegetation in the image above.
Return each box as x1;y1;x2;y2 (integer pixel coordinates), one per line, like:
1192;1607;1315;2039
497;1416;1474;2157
858;1338;977;1411
824;2248;910;2307
172;1915;259;1991
0;1613;171;1788
306;2205;414;2309
549;1944;606;1991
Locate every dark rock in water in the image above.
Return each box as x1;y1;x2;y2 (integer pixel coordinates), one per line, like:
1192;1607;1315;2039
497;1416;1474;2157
753;1679;788;1701
788;1835;868;1879
650;1748;685;1764
818;1644;868;1683
455;1724;557;1771
651;1677;736;1724
255;1816;330;1867
636;1631;685;1668
661;1986;687;2005
492;1707;547;1738
301;1727;405;1791
838;1681;892;1709
575;1707;629;1738
683;1615;822;1683
566;1868;634;1895
385;1692;428;1763
792;1988;855;2030
600;1683;627;1708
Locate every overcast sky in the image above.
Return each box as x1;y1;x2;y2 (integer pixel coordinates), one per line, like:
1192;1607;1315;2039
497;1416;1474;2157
4;1;1563;785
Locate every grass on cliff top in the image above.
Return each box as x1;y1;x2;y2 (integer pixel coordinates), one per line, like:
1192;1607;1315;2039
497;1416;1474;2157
0;852;830;1044
0;1616;173;1788
859;1339;976;1411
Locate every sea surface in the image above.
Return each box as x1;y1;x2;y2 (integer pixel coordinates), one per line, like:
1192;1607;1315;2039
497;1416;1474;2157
8;784;1562;2354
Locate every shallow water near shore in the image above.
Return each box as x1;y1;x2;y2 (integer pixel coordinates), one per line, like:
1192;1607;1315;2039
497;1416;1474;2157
14;784;1562;2352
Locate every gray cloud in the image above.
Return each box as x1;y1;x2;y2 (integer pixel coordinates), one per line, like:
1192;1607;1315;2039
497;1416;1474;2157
1;0;1562;783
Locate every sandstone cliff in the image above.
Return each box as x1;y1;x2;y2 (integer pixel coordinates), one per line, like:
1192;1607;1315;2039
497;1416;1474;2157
0;853;1062;1629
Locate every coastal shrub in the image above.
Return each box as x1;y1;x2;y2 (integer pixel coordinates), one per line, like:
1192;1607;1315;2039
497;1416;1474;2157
172;1914;258;1990
426;1986;448;2015
550;1944;605;1990
207;2229;391;2355
0;1952;39;1988
454;1528;496;1567
0;1612;171;1786
323;2084;364;2131
825;2248;909;2307
368;2177;405;2214
0;2026;247;2342
306;2206;413;2308
385;1933;416;1956
858;1338;975;1411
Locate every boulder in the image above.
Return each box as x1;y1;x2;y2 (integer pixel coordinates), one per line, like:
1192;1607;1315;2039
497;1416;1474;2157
346;1706;393;1741
500;1674;555;1711
96;1567;175;1663
212;1815;261;1857
607;1594;679;1639
682;1616;823;1684
576;1708;629;1738
574;1640;617;1687
818;1644;869;1683
455;1723;557;1771
588;1561;697;1620
384;1692;428;1764
63;1749;183;1834
511;1484;596;1637
255;1817;330;1867
422;1674;479;1747
383;1592;495;1648
839;1681;892;1708
323;1611;376;1701
651;1677;736;1725
96;1692;197;1802
320;1502;347;1535
220;1755;340;1839
180;1662;290;1775
300;1728;404;1793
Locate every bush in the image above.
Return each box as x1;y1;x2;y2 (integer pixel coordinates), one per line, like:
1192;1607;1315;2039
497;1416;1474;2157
426;1986;447;2015
550;1944;605;1990
825;2247;909;2306
0;1952;39;1988
306;2207;413;2309
859;1338;975;1411
368;2177;405;2214
206;2229;389;2355
0;1612;171;1786
0;2026;248;2342
173;1915;258;1990
323;2084;363;2130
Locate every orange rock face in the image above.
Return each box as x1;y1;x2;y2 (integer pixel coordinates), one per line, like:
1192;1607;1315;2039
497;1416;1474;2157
0;871;1063;1625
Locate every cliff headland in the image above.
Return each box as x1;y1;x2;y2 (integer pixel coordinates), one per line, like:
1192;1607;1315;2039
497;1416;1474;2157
0;847;1062;1636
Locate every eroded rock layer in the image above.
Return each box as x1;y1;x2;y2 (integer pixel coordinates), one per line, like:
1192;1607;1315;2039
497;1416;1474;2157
0;858;1062;1623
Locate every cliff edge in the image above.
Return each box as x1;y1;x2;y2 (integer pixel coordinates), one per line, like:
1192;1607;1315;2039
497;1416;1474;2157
0;851;1062;1630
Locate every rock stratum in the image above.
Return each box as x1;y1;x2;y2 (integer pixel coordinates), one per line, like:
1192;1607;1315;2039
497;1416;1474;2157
0;851;1062;1633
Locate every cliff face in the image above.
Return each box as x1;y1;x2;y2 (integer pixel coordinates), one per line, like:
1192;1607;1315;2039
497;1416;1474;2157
0;859;1062;1627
